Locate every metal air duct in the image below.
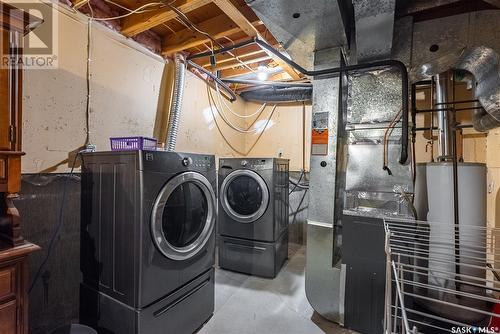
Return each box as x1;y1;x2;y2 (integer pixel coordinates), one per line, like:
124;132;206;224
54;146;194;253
245;0;349;69
412;46;500;132
434;71;455;159
353;0;396;62
459;47;500;131
165;53;185;151
239;86;312;103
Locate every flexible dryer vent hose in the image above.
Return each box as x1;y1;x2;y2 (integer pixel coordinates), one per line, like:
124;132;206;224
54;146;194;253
166;53;186;151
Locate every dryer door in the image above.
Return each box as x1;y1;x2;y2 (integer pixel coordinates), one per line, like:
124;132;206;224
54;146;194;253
151;171;216;261
220;169;270;223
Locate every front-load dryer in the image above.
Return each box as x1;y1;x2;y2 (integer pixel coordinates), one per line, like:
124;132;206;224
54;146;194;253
80;150;216;334
217;158;289;278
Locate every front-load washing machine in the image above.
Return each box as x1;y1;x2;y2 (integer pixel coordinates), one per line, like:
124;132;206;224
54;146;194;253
217;158;289;278
80;150;216;334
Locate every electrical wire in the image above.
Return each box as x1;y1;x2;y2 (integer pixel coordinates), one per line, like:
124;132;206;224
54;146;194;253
383;108;403;175
85;18;92;145
290;188;308;226
87;2;165;21
188;60;237;101
103;0;165;13
215;83;267;119
28;152;83;294
289;169;309;194
167;4;224;50
167;3;254;72
207;86;266;133
162;22;177;35
206;83;276;156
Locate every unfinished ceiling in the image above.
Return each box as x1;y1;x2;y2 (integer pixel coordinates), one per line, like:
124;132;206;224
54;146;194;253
70;0;303;85
68;0;500;92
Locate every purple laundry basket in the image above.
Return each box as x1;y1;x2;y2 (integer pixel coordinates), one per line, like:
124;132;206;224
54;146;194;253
110;136;157;151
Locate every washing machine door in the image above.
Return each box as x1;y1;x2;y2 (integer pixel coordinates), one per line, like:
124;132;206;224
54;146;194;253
151;171;216;261
220;169;269;223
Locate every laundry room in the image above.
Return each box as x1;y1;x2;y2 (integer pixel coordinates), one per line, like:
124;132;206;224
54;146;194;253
0;0;500;333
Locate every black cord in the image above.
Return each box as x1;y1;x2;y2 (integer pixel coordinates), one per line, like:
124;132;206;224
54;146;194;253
29;152;80;294
289;179;309;190
289;170;304;194
289;170;309;194
290;189;308;226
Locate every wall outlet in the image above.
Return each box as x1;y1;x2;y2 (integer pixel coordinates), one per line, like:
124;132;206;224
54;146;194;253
277;148;284;157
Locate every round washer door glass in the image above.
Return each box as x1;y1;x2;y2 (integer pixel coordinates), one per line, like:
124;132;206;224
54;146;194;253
151;172;216;260
221;169;269;223
162;182;207;247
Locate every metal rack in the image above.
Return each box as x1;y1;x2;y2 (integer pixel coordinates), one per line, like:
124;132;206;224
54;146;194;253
384;218;500;333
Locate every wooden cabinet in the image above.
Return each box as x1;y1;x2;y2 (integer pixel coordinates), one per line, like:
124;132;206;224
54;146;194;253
0;3;42;333
0;243;39;334
0;2;40;245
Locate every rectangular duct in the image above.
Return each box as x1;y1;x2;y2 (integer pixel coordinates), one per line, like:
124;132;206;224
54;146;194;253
305;47;346;324
353;0;396;62
246;0;349;69
344;68;413;218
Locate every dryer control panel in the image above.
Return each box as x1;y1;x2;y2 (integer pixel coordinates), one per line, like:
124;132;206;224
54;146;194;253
220;158;273;171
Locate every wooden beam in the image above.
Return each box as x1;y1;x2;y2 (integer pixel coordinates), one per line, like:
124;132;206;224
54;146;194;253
211;55;271;71
121;0;211;37
201;47;265;67
266;53;301;80
219;59;273;78
162;14;261;55
212;0;301;80
212;0;259;36
219;67;255;78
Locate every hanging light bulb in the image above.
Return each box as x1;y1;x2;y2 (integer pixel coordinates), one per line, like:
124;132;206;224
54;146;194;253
257;64;268;81
257;71;268;81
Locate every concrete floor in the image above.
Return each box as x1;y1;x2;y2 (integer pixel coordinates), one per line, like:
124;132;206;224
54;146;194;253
199;245;357;334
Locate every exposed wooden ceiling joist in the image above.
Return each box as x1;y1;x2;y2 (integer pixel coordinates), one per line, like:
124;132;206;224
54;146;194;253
72;0;300;84
219;59;273;77
161;12;262;55
201;48;265;67
121;0;212;37
211;55;271;71
212;0;301;80
212;0;259;36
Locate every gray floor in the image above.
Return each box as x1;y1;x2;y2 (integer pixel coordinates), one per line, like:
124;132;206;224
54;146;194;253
199;245;357;334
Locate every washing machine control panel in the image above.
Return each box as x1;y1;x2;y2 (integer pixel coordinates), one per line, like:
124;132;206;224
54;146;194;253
244;160;269;170
184;156;213;169
250;160;269;170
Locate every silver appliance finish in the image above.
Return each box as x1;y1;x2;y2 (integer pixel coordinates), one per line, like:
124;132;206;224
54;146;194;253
305;48;346;324
151;171;216;261
434;71;455;160
166;54;186;151
344;68;413;217
409;10;500;131
246;0;348;69
353;0;396;62
217;157;289;278
219;169;270;224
